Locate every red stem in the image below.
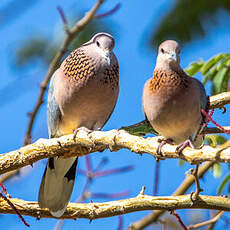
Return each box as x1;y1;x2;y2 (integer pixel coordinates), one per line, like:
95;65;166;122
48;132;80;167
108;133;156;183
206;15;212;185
85;155;92;173
201;109;230;135
0;183;8;195
170;210;188;230
0;193;30;227
203;109;214;129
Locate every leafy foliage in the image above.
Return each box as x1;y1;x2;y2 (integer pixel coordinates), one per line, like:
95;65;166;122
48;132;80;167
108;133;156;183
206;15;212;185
205;135;228;147
185;53;230;95
149;0;230;46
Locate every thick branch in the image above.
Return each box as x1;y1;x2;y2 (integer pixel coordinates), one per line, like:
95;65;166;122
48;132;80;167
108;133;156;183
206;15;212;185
1;195;230;220
129;162;214;229
1;129;230;175
209;91;230;109
23;0;105;145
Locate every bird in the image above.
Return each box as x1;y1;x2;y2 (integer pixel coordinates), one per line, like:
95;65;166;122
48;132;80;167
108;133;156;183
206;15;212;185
142;40;209;154
38;32;119;217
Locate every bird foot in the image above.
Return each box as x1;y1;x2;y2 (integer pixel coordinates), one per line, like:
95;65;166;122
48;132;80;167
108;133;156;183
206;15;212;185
156;138;173;160
176;139;194;154
73;127;93;140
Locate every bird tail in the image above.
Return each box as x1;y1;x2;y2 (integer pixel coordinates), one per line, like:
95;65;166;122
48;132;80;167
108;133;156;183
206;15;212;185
38;157;78;217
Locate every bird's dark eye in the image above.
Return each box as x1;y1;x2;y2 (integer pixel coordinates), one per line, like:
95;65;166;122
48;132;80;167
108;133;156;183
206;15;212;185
161;48;165;53
96;41;100;47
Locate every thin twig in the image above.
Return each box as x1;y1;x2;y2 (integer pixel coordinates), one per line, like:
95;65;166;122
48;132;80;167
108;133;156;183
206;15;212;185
94;3;121;18
23;0;105;146
139;186;146;196
0;193;30;227
158;219;166;230
190;164;203;201
170;210;188;230
203;109;214;130
153;161;160;196
57;6;68;26
0;170;20;183
118;215;123;230
188;211;224;229
209;91;230;109
202;109;230;135
0;183;8;196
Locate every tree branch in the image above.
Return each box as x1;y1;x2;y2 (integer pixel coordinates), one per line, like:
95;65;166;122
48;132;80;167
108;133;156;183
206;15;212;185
23;0;105;145
129;162;215;229
1;128;230;175
188;211;224;229
1;195;230;220
209;91;230;109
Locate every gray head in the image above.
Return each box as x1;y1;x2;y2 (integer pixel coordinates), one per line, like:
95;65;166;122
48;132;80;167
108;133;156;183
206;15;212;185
83;33;115;64
92;32;115;52
156;40;181;69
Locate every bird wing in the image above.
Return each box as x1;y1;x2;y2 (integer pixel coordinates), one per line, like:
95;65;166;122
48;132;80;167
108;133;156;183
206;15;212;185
47;70;61;138
193;77;209;111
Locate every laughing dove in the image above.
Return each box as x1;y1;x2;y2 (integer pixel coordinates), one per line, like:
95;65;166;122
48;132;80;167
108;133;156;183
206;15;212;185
38;33;119;217
142;40;209;154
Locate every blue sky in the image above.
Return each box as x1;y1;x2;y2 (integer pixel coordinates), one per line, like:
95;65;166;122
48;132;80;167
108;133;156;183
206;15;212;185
0;0;230;229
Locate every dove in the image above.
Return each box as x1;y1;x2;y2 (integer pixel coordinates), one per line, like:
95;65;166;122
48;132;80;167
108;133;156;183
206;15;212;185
142;40;208;154
38;33;119;217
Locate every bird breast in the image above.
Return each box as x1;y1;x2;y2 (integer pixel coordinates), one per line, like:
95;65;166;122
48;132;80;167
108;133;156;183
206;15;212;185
54;69;119;136
143;77;202;144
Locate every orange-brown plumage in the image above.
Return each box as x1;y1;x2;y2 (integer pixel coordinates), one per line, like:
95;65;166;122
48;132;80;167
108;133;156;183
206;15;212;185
142;40;208;152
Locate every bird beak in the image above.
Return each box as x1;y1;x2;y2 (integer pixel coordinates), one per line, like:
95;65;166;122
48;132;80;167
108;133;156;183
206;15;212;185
168;52;177;62
104;49;111;65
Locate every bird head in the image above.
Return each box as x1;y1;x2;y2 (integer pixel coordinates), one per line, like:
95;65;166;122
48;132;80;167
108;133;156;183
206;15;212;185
157;40;181;68
92;33;115;64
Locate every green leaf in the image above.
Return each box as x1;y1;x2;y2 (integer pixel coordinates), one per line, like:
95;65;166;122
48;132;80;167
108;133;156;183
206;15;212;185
212;163;222;178
212;66;229;94
200;54;224;75
205;135;227;147
178;159;186;166
120;120;158;136
218;172;230;195
216;56;230;71
202;65;217;85
185;60;204;76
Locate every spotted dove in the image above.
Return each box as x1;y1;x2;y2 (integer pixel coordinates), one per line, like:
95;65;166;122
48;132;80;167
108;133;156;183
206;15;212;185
142;40;208;154
38;33;119;217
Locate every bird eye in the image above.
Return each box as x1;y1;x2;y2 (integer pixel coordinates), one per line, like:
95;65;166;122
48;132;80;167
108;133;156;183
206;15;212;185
96;41;100;47
161;48;165;53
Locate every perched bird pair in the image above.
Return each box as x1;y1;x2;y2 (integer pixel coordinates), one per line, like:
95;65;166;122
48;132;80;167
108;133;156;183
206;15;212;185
38;33;208;216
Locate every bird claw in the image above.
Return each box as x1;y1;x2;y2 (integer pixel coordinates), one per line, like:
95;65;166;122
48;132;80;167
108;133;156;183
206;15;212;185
73;127;93;140
156;138;173;160
176;139;194;154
